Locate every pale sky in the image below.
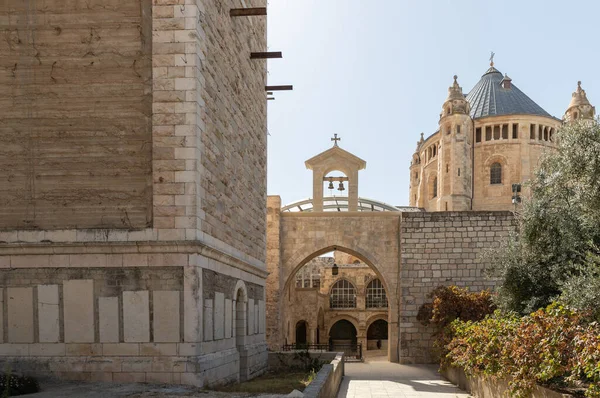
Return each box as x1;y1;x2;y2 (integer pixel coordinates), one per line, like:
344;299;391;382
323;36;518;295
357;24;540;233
266;0;599;207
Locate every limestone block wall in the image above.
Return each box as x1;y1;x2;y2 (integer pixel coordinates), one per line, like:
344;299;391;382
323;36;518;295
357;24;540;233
0;248;267;386
0;0;153;229
399;211;516;363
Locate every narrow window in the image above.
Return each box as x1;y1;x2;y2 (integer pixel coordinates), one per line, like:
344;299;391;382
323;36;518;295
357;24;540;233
458;168;461;176
530;124;535;139
538;125;543;140
447;125;451;135
446;164;449;173
433;145;437;157
445;202;448;211
485;126;492;141
493;125;500;140
544;127;548;141
574;112;578;119
432;177;438;198
549;128;554;142
456;125;461;134
512;124;519;139
476;127;482;142
502;124;508;139
490;163;502;185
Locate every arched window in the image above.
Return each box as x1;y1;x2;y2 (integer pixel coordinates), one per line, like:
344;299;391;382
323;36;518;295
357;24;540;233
366;279;388;308
330;279;356;309
432;176;438;198
490;163;502;185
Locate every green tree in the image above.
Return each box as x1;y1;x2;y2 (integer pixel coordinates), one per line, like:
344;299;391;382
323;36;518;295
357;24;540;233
489;119;600;318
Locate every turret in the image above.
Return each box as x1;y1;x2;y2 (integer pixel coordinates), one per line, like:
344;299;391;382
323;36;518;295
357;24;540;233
564;81;595;122
437;75;472;211
409;133;424;207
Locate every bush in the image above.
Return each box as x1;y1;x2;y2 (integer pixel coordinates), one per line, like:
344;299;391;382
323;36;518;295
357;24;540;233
0;373;40;396
446;304;600;398
417;285;496;357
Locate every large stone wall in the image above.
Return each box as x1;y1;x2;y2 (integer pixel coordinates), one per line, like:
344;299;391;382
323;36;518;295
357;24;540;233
0;0;153;229
0;0;269;387
399;211;515;363
199;0;268;262
266;198;517;364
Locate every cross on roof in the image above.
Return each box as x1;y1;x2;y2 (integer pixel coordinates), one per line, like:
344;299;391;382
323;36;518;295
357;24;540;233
331;134;341;147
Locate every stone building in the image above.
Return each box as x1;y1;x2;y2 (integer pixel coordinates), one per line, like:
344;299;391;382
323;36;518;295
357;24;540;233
266;64;596;363
266;142;516;363
0;0;268;387
409;61;596;211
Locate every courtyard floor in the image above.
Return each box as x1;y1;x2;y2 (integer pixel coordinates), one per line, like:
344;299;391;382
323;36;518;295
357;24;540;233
337;353;471;398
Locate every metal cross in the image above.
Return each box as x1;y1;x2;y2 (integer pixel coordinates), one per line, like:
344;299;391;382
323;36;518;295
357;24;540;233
489;51;495;66
331;134;341;147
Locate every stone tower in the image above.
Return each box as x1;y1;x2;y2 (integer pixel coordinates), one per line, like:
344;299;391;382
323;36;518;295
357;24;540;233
564;81;596;122
437;75;473;211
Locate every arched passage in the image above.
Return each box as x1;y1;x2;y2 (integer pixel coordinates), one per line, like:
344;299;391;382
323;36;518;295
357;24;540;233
280;244;395;362
234;280;249;381
295;320;308;345
367;319;389;351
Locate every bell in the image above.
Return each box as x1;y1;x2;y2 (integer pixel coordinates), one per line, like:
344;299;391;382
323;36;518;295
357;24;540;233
328;178;334;190
338;181;345;191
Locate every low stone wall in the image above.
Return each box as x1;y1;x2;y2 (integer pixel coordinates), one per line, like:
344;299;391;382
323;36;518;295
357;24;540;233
302;353;344;398
267;351;338;371
442;366;573;398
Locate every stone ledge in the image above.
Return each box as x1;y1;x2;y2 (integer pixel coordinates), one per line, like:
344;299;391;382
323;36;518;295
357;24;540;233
441;366;573;398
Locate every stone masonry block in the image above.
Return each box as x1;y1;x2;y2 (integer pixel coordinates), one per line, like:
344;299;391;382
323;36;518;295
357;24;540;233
7;287;34;343
63;280;95;343
99;297;120;343
153;291;180;342
123;291;150;343
37;285;60;343
214;292;224;340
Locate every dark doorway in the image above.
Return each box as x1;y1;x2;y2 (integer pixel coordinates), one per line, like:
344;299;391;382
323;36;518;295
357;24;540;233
295;320;308;345
329;319;360;360
367;319;388;351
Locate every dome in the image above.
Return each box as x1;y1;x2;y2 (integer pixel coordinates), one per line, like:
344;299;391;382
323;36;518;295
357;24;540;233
466;66;552;119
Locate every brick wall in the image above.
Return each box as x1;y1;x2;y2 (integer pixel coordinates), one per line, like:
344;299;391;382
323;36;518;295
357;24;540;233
399;211;516;363
0;0;153;229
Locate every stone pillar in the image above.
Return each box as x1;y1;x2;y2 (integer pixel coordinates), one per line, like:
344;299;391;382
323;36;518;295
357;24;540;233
266;196;282;349
312;168;324;212
348;170;359;212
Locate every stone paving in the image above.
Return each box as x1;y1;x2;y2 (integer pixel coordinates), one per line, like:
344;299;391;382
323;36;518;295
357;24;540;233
337;356;471;398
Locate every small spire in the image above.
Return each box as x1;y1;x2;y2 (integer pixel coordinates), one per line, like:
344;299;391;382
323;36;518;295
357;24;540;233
577;81;582;92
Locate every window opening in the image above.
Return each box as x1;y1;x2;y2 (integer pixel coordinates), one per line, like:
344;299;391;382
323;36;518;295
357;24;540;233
512;124;519;139
330;279;357;309
502;124;508;139
493;126;500;140
366;279;388;308
476;128;482;142
485;126;492;141
490;163;502;185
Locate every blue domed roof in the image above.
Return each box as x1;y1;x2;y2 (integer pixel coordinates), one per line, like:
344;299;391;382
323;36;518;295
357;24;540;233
466;66;552;119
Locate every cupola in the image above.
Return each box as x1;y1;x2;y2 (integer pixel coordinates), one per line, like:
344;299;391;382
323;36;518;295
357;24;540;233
441;75;469;117
564;81;595;122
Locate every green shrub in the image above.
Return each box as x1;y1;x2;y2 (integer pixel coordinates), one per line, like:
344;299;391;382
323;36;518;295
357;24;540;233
0;373;40;397
446;304;600;398
417;285;496;358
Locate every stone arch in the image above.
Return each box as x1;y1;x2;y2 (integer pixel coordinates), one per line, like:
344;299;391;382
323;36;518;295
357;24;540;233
427;172;438;199
233;279;249;381
327;314;360;335
295;320;308;345
366;313;388;330
283;245;389;296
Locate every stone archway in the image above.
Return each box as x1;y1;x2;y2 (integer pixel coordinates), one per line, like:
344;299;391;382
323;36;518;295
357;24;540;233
281;242;398;362
295;320;308;345
233;280;249;381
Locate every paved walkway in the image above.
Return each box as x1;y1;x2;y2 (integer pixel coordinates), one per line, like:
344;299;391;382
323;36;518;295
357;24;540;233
337;355;471;398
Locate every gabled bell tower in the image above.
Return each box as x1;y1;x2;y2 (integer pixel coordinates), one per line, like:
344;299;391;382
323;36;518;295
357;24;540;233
304;137;366;212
